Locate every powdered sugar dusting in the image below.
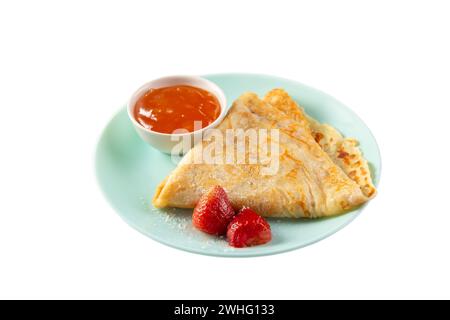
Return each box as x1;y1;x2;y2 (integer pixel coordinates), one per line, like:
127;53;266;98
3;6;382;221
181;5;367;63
141;196;272;252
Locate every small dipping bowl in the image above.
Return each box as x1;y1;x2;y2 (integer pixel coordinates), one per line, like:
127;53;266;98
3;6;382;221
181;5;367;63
127;75;227;154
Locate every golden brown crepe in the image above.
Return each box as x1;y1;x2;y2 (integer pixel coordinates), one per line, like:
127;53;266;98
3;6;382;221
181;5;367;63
153;91;375;218
264;89;376;198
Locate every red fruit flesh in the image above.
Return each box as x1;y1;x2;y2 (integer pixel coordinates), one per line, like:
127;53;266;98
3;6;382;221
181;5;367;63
192;186;235;235
227;207;271;248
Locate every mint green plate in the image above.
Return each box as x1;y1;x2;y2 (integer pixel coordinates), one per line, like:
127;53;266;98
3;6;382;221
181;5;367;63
96;73;381;257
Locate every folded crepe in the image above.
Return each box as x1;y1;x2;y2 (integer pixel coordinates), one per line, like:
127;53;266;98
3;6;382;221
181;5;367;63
264;89;376;198
153;90;376;218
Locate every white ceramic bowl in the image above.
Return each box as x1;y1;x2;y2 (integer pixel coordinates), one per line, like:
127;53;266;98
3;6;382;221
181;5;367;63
127;75;228;154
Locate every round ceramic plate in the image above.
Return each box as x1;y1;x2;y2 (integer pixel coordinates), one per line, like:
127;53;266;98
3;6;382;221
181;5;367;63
96;73;381;257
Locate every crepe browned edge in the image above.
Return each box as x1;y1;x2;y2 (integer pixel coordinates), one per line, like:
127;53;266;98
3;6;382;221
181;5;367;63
263;89;376;198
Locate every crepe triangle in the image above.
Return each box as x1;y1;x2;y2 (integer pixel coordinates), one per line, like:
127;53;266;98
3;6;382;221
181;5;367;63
153;91;372;218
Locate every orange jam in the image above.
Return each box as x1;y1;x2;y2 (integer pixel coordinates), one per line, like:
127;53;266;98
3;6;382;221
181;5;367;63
133;85;221;134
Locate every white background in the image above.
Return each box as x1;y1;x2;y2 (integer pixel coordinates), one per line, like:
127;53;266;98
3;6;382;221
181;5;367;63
1;0;449;299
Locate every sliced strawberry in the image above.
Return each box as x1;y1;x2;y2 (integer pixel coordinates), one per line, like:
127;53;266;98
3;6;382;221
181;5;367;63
192;186;235;235
227;207;271;248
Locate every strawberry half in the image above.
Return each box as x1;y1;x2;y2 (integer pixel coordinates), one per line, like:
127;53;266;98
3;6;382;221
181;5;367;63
227;207;271;248
192;186;235;235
